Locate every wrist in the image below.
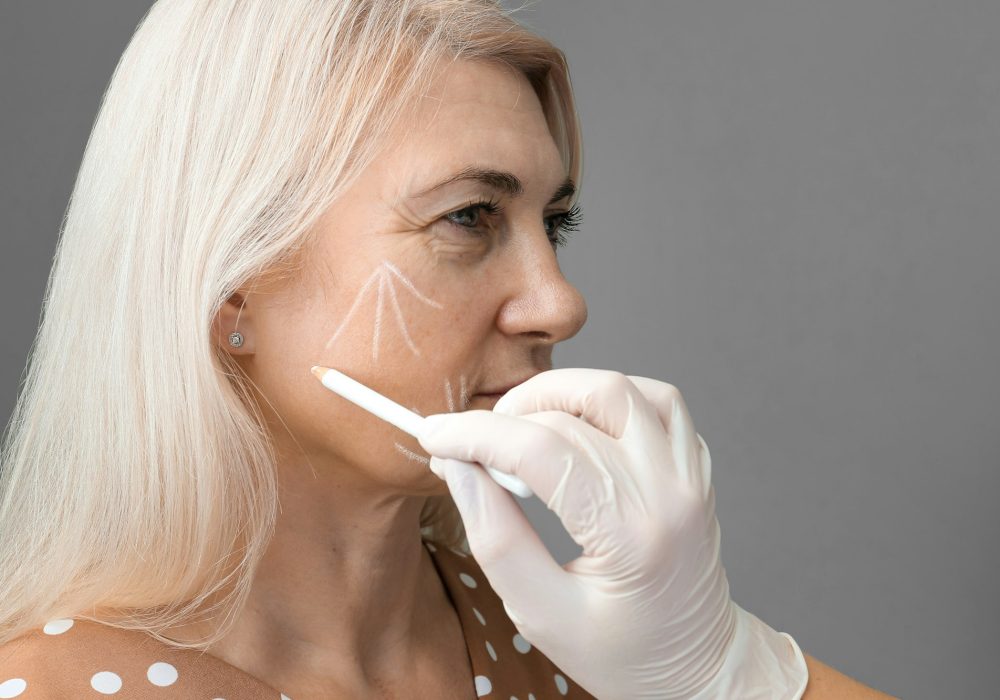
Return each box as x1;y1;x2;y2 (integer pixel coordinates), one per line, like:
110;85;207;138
687;603;809;700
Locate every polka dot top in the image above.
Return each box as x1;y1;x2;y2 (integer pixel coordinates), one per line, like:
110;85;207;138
0;540;596;699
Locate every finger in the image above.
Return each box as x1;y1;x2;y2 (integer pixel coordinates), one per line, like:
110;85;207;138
419;410;613;542
433;456;581;638
695;432;713;500
493;368;656;441
513;410;646;542
624;375;703;483
623;375;676;433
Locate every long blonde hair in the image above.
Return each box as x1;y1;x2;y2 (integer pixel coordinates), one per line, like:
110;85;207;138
0;0;582;651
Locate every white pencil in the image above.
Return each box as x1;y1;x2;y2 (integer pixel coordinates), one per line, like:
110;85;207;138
310;365;534;499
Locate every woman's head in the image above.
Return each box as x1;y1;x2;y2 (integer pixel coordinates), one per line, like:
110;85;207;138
0;0;583;650
222;56;587;499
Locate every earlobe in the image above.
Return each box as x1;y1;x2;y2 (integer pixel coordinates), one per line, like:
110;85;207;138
214;291;254;355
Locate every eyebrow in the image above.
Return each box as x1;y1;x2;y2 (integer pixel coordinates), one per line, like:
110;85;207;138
410;166;577;206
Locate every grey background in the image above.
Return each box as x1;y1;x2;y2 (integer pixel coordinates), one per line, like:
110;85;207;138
2;2;997;697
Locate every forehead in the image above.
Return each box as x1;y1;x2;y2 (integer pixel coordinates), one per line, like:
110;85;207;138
379;58;564;197
419;58;541;119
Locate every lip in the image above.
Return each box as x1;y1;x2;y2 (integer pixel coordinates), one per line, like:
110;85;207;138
476;394;504;406
475;372;540;397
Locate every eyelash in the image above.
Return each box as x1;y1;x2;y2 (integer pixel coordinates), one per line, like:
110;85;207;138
443;197;583;249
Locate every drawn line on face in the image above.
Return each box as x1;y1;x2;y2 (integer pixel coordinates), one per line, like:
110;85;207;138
394;441;430;465
324;260;445;361
383;260;444;309
372;274;385;364
323;268;381;351
441;373;471;413
386;269;420;356
444;377;455;412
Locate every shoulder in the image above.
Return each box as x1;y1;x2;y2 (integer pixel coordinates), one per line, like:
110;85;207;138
0;618;276;699
0;619;135;698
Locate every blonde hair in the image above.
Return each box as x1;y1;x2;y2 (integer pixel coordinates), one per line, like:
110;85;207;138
0;0;582;651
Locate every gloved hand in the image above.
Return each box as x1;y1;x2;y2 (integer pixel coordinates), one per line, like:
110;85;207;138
417;368;809;699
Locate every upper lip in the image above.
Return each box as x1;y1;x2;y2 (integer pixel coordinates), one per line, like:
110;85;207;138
477;372;540;395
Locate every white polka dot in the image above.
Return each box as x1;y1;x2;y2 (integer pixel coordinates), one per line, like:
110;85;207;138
459;572;478;588
510;697;519;700
0;678;27;698
473;607;486;625
513;633;531;654
528;694;537;700
554;673;568;695
425;542;437;552
146;661;178;687
90;671;122;694
42;618;74;635
474;675;493;696
485;640;497;661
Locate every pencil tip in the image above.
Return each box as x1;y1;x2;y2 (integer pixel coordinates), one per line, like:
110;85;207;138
311;365;325;379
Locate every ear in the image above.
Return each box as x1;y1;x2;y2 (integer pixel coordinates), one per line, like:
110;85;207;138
213;290;255;355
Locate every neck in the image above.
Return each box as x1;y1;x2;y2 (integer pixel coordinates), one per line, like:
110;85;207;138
160;452;455;694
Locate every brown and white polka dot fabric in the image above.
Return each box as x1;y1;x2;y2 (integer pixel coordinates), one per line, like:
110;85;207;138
0;541;596;699
424;541;595;700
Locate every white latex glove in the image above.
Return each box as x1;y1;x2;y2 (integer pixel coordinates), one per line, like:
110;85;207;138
417;368;809;700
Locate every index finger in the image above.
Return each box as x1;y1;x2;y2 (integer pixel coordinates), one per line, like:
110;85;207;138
493;368;661;441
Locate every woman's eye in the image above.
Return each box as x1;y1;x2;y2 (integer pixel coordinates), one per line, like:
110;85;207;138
441;199;582;249
445;205;488;229
443;199;502;234
544;204;583;248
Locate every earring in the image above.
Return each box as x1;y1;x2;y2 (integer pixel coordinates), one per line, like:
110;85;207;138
228;331;244;348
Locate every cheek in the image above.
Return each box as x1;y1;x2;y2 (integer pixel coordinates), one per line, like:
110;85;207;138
315;256;489;390
287;256;493;483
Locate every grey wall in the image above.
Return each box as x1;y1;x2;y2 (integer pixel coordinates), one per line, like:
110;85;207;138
3;2;997;698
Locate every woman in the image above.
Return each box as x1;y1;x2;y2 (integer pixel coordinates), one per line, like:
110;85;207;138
0;0;896;697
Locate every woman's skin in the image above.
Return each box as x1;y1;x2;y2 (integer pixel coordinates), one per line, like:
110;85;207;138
167;57;587;698
165;57;895;699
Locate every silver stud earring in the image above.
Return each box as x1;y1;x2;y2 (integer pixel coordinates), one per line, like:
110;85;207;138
228;331;244;348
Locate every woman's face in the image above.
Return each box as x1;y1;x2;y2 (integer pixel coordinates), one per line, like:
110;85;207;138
222;58;587;494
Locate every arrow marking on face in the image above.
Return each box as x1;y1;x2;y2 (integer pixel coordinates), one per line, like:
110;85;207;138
443;373;471;413
394;441;430;465
324;260;444;362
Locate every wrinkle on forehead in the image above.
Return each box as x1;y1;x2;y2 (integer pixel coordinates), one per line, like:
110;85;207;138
415;58;538;131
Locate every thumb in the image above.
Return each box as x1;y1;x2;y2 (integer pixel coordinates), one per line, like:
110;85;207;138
434;456;578;641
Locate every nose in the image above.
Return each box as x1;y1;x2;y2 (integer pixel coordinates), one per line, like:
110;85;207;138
496;236;589;345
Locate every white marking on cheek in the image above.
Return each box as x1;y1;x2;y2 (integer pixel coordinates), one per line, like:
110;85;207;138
383;260;444;309
372;273;386;363
444;377;455;412
394;441;430;464
324;260;444;359
386;270;421;356
324;269;380;350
